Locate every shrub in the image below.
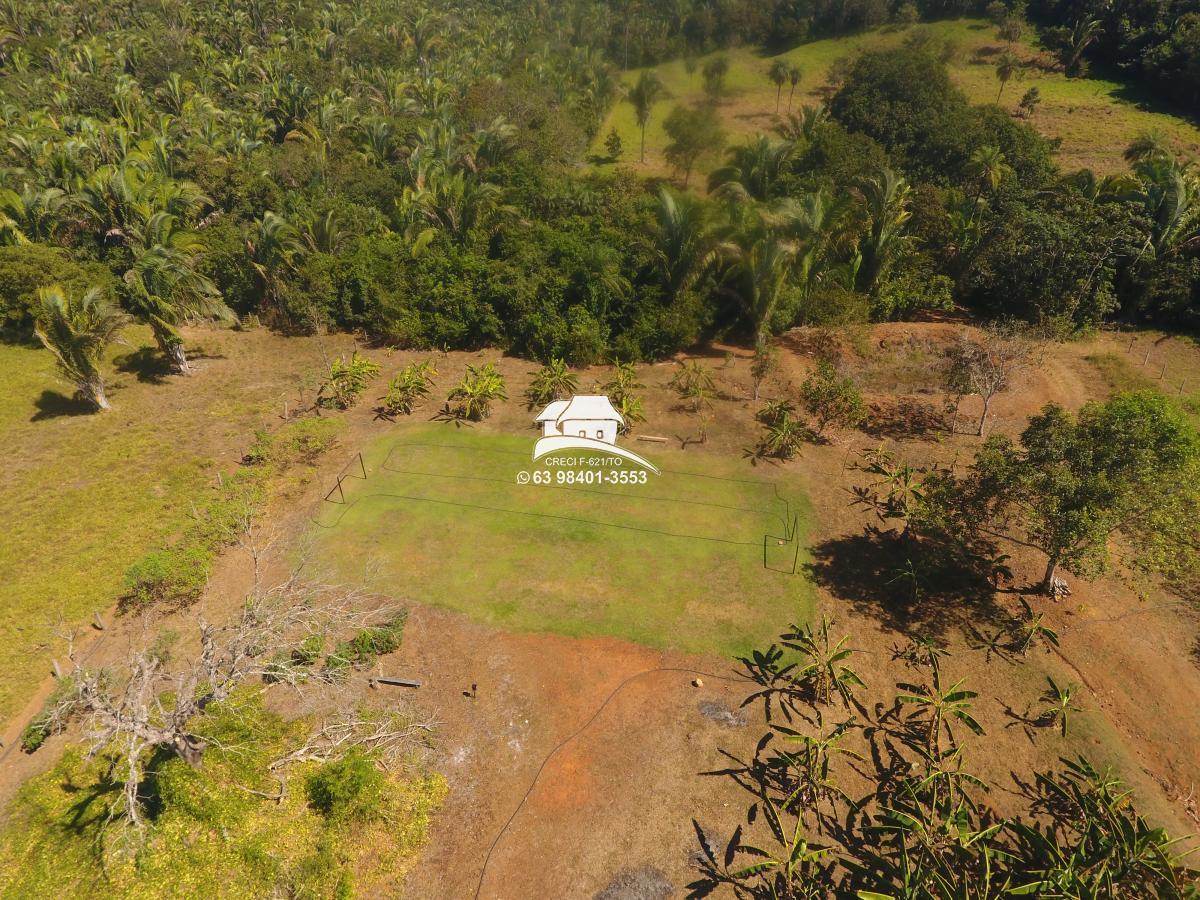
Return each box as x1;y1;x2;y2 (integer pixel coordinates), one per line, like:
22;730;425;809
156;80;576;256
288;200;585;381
799;361;867;435
446;362;507;421
525;358;578;407
245;417;343;468
323;612;408;680
318;351;382;409
123;546;212;608
20;717;52;753
306;749;386;822
379;361;437;417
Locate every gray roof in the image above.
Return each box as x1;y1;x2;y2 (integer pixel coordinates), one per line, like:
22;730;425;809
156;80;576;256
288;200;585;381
556;394;624;426
534;399;570;422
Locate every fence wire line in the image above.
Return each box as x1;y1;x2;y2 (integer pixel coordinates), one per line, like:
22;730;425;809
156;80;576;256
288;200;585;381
310;439;807;560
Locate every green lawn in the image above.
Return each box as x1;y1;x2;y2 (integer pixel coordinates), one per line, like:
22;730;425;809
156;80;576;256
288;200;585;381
311;424;814;658
594;19;1200;182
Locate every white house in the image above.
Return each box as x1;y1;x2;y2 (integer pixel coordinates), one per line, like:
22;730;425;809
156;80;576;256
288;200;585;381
534;395;623;445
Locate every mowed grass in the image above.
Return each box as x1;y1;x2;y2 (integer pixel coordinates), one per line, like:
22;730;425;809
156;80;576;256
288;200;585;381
0;327;327;726
593;19;1200;182
310;424;814;658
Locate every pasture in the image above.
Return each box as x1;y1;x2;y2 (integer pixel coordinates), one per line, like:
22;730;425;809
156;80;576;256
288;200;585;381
310;423;813;658
593;18;1200;181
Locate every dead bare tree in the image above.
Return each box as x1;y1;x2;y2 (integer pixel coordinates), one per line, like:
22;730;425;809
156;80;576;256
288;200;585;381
41;529;412;832
945;324;1040;436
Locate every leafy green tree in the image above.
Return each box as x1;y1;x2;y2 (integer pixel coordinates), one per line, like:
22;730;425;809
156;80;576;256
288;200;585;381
702;55;730;102
662;104;726;187
751;341;779;401
799;360;866;436
33;285;129;411
967;391;1200;592
603;128;623;161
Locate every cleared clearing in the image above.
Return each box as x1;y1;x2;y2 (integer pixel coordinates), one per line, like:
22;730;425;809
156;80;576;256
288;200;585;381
309;423;813;658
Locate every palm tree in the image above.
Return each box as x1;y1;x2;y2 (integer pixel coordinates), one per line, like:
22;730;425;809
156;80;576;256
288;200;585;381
124;248;229;375
787;64;803;113
965;145;1011;222
246;211;304;313
1123;128;1172;165
34;285;129;411
640;187;717;301
1130;156;1200;259
625;71;665;163
716;219;797;347
768;59;789;114
709;135;796;202
0;184;68;242
854;167;913;295
774;103;828;143
995;51;1021;103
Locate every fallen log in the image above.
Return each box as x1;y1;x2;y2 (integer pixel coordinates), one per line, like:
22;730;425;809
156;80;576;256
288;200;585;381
370;676;421;688
635;435;670;443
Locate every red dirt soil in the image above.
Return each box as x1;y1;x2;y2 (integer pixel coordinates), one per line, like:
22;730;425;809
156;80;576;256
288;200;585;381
3;322;1199;897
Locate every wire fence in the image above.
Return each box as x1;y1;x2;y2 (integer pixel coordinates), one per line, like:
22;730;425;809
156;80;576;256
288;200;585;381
1110;326;1193;398
311;438;811;572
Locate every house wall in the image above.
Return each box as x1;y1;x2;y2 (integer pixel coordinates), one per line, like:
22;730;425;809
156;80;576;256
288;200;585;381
559;418;617;444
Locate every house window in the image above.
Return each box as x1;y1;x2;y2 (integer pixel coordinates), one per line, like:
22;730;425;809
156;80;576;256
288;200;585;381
595;430;603;439
578;430;586;438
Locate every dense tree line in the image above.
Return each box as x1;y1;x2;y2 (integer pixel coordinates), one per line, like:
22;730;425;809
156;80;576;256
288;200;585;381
0;0;1197;390
1027;0;1200;114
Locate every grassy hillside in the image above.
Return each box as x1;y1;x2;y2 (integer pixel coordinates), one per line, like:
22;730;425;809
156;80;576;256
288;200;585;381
0;329;327;726
593;18;1200;183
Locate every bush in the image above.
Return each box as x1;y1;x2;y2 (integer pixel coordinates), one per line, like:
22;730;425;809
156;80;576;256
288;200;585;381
0;245;117;332
318;351;382;410
123;546;212;608
323;612;408;680
378;361;437;417
244;417;343;468
305;749;386;822
20;717;52;753
799;361;867;435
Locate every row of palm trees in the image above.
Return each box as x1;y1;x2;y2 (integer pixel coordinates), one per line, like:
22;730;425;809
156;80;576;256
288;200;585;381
640;146;916;347
0;0;621;400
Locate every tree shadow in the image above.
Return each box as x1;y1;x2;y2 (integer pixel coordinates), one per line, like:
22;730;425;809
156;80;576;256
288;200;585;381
862;397;950;442
31;390;95;421
114;347;172;383
803;527;1004;638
